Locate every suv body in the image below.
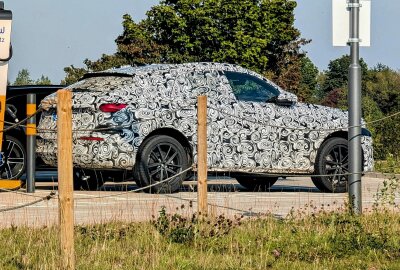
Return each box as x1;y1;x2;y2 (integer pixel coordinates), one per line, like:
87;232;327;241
36;63;373;192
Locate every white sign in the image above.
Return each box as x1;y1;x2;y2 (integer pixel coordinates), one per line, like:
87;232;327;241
332;0;371;47
0;20;11;60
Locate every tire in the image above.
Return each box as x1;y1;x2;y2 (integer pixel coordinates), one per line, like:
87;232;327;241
73;169;106;191
233;173;278;191
312;137;349;193
134;135;190;194
0;135;26;180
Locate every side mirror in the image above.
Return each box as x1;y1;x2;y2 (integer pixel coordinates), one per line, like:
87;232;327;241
274;92;298;106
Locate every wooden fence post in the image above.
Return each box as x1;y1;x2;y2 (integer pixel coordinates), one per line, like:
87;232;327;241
57;90;75;270
197;96;208;216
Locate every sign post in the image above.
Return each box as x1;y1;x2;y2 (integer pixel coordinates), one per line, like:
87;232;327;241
0;2;12;151
333;0;371;214
347;0;362;214
0;1;21;190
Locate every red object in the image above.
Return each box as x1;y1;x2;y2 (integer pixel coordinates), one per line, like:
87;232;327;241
79;137;104;141
99;103;127;113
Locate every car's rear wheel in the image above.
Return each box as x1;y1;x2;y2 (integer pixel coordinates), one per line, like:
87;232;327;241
134;135;190;193
0;135;26;180
73;169;106;191
312;137;349;193
233;173;278;191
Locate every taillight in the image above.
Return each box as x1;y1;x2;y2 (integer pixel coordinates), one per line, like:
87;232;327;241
99;103;127;113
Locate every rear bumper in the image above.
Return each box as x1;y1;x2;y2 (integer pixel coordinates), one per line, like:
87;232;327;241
36;136;136;170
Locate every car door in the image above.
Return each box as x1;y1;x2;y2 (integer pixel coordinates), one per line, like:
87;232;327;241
222;70;295;172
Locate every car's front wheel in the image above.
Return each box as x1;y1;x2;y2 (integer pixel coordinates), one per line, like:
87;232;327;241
312;137;349;193
0;135;26;180
134;135;190;193
233;173;278;191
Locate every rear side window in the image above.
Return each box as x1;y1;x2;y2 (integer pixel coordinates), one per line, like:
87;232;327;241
225;71;280;102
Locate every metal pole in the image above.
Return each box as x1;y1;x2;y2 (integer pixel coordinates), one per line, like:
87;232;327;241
348;0;362;214
26;94;36;193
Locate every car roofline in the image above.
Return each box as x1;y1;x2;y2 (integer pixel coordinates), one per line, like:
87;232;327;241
80;72;132;81
7;85;66;91
80;62;245;80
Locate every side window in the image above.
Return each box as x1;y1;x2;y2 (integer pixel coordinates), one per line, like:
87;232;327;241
225;71;280;102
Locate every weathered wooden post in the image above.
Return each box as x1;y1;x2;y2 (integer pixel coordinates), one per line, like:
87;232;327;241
197;96;208;216
57;89;75;270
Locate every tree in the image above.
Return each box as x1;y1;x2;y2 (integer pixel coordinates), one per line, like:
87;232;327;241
320;55;369;108
297;56;319;102
116;15;166;66
13;69;34;86
362;65;400;159
36;75;52;85
322;55;368;94
62;65;87;86
64;0;307;88
365;65;400;114
13;69;52;86
62;54;128;85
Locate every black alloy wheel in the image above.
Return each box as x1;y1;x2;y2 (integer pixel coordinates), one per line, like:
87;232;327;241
0;135;26;180
312;137;349;193
135;135;190;194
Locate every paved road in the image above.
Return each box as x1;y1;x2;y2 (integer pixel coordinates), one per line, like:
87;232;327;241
0;175;398;228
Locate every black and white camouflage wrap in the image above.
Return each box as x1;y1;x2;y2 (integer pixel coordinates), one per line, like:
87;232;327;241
37;62;374;173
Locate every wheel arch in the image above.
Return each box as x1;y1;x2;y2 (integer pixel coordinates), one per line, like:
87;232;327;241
140;128;194;163
324;130;348;141
4;127;26;146
311;131;349;172
315;130;365;170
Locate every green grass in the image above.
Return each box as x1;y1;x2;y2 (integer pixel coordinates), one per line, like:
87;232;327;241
375;154;400;174
1;209;400;270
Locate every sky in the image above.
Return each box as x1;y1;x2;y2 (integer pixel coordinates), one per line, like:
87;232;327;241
4;0;400;84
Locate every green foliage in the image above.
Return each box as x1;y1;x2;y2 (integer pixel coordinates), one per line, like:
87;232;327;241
35;75;51;85
362;95;386;158
362;66;400;160
64;0;308;90
62;54;129;85
62;65;87;85
373;175;400;207
13;69;52;86
322;55;368;94
2;211;400;269
365;65;400;114
298;56;319;102
13;69;34;86
116;15;166;66
153;206;241;244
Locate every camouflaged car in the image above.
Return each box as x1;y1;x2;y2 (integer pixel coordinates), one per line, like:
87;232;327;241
37;63;373;192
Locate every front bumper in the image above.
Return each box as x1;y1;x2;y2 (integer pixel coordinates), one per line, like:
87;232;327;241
361;135;374;172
